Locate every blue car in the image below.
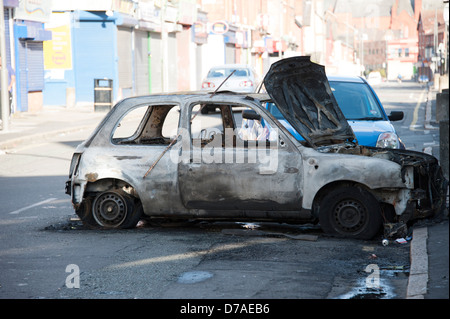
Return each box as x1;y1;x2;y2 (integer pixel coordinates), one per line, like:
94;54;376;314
266;75;405;149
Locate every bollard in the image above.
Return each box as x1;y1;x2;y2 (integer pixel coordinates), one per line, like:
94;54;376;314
440;119;449;181
66;87;76;108
436;89;449;123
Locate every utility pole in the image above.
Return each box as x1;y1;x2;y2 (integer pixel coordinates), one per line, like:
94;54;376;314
1;0;10;131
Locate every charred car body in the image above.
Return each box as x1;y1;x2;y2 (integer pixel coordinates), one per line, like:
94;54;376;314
65;57;448;239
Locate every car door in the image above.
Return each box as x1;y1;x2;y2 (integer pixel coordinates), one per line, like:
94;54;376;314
177;102;303;212
110;103;186;214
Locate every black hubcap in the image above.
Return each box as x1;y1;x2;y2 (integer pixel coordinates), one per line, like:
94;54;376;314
333;199;367;233
93;192;127;227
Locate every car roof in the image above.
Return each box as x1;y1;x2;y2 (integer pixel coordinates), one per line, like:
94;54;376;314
120;91;270;103
327;75;365;83
209;64;252;69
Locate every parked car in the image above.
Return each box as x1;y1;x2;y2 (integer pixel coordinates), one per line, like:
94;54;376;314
266;75;406;149
200;64;260;113
66;56;447;240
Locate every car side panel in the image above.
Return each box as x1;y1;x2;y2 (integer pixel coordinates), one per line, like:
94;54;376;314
299;148;406;210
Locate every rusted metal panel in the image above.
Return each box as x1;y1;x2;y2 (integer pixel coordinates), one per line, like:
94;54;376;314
263;56;356;148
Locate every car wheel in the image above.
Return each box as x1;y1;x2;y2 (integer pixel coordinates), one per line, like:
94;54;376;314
91;190;142;229
121;200;144;229
75;197;97;229
318;186;382;239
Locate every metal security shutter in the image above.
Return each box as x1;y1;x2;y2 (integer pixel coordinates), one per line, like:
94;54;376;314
167;33;177;92
26;41;44;91
148;32;177;93
149;32;162;93
225;43;236;64
4;9;11;65
2;9;12;114
134;30;149;96
117;27;133;97
15;40;45;111
72;20;115;103
17;40;28;111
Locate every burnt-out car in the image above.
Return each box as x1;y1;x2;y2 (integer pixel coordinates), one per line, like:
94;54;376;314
65;56;448;239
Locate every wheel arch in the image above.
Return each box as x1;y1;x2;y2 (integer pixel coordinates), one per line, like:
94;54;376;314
311;180;399;232
311;180;375;219
84;178;140;201
79;178;144;229
313;181;385;239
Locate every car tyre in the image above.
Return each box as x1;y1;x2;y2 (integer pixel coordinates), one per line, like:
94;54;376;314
319;186;382;239
75;197;98;229
91;189;142;229
121;199;144;229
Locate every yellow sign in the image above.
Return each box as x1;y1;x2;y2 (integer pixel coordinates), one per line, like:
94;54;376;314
44;24;72;70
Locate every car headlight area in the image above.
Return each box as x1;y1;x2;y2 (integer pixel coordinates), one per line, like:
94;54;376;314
376;132;400;149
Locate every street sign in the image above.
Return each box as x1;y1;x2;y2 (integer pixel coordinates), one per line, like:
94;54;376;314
210;20;229;34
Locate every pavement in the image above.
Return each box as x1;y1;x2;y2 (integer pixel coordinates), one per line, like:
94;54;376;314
0;101;448;299
0;104;107;152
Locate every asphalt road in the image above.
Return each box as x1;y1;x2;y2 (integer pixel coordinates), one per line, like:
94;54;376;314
0;81;441;305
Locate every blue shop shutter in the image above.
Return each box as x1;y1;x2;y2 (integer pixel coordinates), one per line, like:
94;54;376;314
26;41;44;91
73;20;116;103
4;9;12;66
18;40;28;111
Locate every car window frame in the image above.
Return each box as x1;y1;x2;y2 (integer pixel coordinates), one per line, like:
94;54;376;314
109;102;182;146
185;100;293;150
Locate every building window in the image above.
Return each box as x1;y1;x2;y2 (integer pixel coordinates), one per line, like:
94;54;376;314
405;48;409;57
398;48;402;57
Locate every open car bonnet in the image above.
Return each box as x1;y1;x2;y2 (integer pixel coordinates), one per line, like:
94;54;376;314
263;56;356;148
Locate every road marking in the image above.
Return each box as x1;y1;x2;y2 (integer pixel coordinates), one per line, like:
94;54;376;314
107;237;286;270
8;198;57;215
409;89;426;131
